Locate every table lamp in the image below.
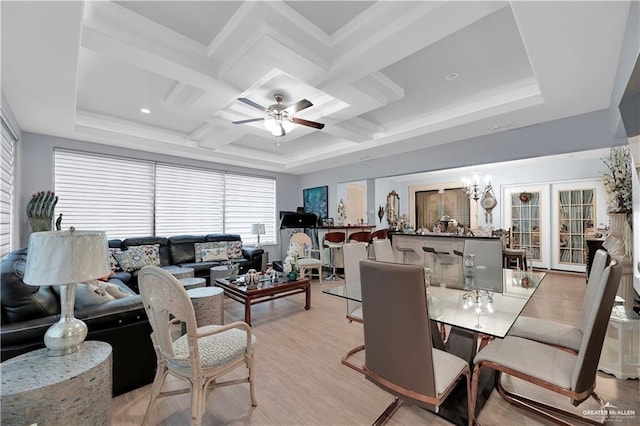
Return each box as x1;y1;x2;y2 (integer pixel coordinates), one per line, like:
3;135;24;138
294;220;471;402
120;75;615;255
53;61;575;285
23;229;110;356
252;223;265;247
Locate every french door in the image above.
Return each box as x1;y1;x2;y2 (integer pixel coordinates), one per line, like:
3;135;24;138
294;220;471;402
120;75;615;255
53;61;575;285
504;179;606;272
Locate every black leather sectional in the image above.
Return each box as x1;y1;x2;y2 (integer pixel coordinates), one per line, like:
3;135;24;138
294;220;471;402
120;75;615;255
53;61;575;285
0;233;262;395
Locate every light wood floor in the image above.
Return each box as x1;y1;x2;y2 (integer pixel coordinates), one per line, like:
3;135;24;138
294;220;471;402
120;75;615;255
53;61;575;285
112;272;639;425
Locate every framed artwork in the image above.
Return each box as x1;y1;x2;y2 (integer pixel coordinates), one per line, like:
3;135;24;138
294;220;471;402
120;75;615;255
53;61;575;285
322;218;334;226
303;185;328;225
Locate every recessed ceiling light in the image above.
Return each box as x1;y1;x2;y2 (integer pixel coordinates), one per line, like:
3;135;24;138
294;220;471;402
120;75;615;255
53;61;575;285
445;72;458;81
140;108;151;114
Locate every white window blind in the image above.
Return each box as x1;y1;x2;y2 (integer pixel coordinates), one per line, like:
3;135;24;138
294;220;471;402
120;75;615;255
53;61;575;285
0;126;15;257
224;173;276;245
155;164;225;237
54;150;154;239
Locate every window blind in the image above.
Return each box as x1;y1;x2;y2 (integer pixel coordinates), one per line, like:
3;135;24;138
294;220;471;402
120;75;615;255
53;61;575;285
155;164;225;237
0;127;15;257
224;173;276;245
54;150;155;239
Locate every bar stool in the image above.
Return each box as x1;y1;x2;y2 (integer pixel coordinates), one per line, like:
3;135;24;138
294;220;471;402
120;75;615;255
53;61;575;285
323;232;346;280
395;245;416;264
422;246;452;286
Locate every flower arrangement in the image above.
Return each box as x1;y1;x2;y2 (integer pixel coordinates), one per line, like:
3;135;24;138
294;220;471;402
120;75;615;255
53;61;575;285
601;146;633;213
283;243;300;278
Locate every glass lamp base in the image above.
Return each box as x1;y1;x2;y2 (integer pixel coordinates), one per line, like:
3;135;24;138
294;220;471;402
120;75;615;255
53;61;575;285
45;284;88;356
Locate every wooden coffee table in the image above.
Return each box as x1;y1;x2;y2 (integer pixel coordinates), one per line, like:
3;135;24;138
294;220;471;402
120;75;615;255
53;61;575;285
214;277;311;325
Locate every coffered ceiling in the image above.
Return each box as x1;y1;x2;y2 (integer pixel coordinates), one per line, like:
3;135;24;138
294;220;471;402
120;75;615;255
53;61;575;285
1;1;632;174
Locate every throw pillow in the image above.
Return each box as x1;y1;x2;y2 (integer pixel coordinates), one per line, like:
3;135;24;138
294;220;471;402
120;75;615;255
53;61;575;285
226;241;243;259
201;247;228;262
113;244;161;272
93;280;134;299
74;282;116;310
108;248;122;272
194;242;225;262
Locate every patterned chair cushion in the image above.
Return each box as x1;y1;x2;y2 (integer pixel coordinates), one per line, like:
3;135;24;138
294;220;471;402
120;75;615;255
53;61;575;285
226;241;243;259
169;325;257;370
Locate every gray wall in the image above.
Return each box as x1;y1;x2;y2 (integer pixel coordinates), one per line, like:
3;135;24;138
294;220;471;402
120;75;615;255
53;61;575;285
298;109;619;221
16;132;299;259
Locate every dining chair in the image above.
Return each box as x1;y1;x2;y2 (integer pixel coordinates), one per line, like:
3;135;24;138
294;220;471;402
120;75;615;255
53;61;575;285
341;242;369;373
290;232;323;282
323;231;346;280
359;260;473;425
372;238;396;262
347;231;371;243
138;266;257;426
471;260;622;425
367;228;388;258
508;249;610;352
463;238;503;269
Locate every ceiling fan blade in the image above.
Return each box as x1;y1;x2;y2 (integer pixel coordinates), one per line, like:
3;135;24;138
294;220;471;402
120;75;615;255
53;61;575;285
292;117;325;129
284;99;312;114
232;118;264;125
237;98;266;111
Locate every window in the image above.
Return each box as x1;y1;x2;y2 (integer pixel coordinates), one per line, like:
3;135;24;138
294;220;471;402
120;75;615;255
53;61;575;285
54;150;277;243
1;119;17;257
155;164;224;236
415;189;470;231
224;173;276;245
54;151;154;239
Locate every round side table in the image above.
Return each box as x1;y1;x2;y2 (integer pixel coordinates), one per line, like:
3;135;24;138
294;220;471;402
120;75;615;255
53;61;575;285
179;277;206;290
1;341;112;425
210;265;228;282
163;265;195;279
181;287;224;334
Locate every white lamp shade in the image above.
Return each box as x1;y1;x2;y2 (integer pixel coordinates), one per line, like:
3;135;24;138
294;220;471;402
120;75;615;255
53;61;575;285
252;223;266;235
24;230;110;286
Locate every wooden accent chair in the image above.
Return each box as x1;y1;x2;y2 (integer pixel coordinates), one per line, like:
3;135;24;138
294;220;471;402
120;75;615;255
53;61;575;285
290;232;323;282
138;266;257;426
471;260;622;425
340;242;369;373
359;260;473;425
508;249;610;353
493;228;529;270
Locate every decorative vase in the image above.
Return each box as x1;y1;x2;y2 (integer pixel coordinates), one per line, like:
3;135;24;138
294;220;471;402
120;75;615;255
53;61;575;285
603;212;628;258
287;271;298;281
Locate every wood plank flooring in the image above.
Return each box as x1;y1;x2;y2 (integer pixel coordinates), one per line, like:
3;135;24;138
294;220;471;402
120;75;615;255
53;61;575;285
112;272;639;425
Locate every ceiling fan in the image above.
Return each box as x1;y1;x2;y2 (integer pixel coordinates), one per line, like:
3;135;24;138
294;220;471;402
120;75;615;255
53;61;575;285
232;94;325;137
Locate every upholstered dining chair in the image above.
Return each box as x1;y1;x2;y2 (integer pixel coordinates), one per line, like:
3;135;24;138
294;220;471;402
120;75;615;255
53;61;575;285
359;260;473;425
508;249;610;353
463;238;503;269
290;232;323;282
138;266;257;426
323;231;346;280
367;228;388;258
372;238;396;262
341;242;369;373
471;260;622;425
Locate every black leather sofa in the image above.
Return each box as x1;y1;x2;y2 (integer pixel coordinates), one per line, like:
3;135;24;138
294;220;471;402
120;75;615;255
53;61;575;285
1;249;156;396
111;234;263;292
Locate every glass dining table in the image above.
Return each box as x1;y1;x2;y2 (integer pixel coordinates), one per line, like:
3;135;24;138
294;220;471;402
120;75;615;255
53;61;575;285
323;266;546;339
322;266;546;426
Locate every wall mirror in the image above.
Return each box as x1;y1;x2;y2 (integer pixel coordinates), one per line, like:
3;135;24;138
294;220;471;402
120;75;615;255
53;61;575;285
387;190;399;223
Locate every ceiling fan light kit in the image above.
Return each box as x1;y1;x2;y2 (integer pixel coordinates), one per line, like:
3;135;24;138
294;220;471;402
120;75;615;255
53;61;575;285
233;94;324;138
